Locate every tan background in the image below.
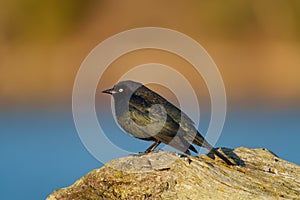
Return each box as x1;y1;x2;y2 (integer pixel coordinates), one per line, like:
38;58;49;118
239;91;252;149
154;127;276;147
1;0;299;108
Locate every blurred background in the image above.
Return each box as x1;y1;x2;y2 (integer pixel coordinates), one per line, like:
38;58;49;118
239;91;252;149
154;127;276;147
1;0;299;199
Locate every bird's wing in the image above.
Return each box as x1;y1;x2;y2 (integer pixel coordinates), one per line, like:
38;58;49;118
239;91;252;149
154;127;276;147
129;94;178;138
134;86;196;127
128;95;152;126
129;93;198;153
134;86;213;148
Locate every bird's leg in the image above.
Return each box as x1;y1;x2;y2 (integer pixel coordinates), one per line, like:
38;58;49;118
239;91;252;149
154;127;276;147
184;149;191;155
144;141;161;153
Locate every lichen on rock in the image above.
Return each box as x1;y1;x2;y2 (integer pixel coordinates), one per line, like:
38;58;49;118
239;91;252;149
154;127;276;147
47;147;300;200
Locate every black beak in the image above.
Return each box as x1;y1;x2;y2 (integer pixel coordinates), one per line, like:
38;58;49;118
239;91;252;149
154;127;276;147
102;88;115;95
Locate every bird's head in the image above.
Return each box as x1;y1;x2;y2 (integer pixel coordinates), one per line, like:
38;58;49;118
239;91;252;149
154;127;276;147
102;80;143;100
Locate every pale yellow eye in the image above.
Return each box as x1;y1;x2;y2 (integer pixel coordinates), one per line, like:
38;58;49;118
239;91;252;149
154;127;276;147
118;88;124;92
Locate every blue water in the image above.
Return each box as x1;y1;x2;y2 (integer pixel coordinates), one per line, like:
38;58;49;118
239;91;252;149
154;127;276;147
0;108;299;200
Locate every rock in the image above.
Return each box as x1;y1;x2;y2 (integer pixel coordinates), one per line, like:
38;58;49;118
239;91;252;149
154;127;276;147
47;147;300;200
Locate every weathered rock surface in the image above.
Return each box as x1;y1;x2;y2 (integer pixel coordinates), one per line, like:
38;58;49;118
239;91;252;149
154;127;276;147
47;147;300;200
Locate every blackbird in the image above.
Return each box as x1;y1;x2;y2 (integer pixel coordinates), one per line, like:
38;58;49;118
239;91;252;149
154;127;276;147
102;80;233;165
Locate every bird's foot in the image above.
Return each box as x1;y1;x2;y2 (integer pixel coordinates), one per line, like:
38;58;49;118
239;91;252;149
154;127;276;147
207;148;235;166
129;152;147;157
155;148;166;152
130;150;159;157
206;151;215;159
